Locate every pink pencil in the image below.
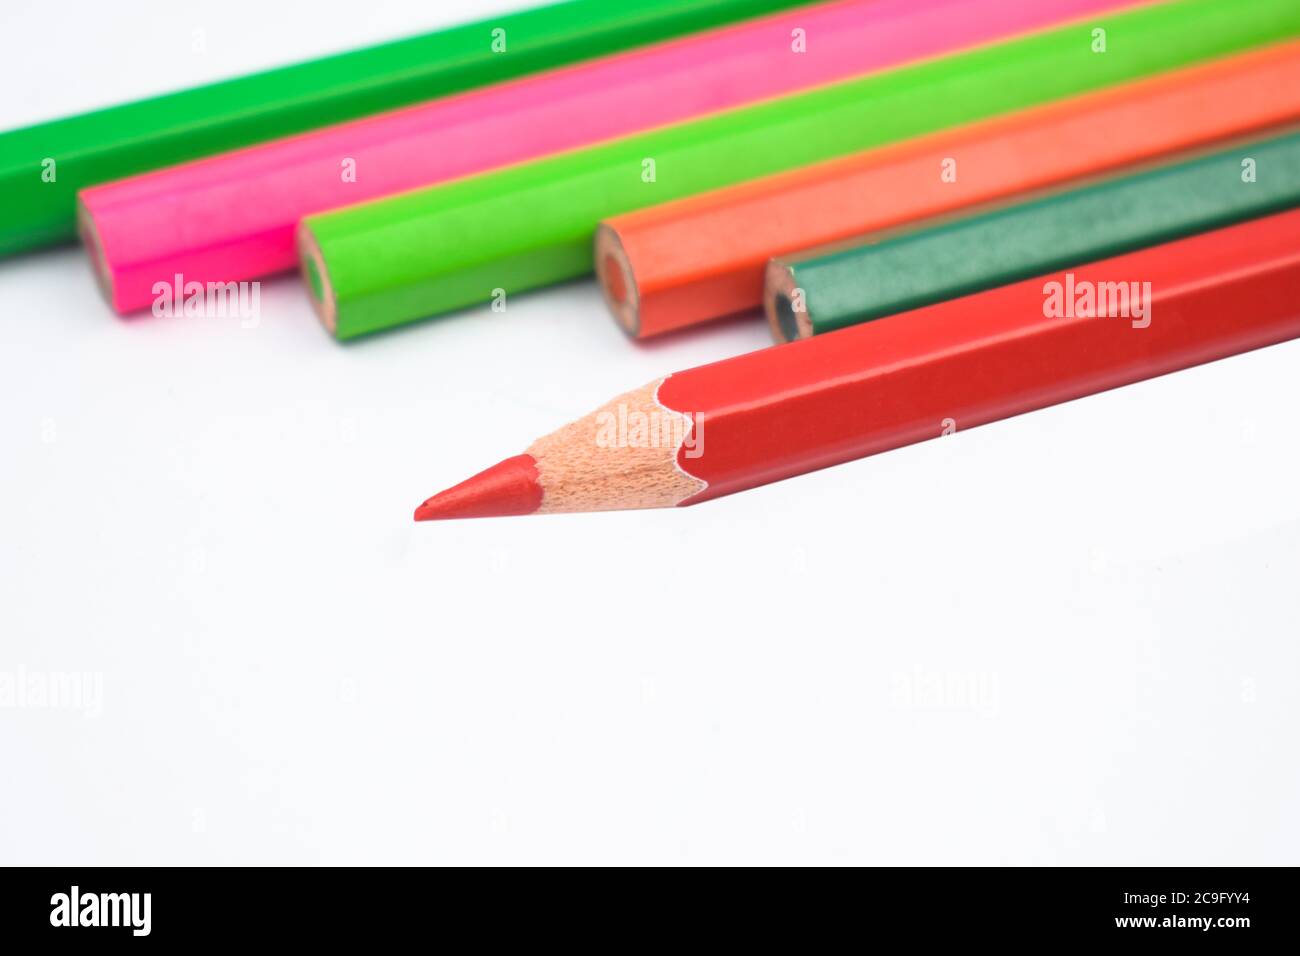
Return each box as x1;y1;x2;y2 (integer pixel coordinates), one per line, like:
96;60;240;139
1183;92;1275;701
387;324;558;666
79;0;1140;314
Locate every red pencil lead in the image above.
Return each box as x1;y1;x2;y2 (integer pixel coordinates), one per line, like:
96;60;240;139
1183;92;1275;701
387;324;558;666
413;454;543;521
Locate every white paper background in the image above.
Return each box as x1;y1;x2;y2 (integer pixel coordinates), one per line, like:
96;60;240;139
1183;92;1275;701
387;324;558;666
1;0;1297;865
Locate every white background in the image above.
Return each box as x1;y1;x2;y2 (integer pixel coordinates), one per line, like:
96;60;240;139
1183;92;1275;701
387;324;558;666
1;1;1297;865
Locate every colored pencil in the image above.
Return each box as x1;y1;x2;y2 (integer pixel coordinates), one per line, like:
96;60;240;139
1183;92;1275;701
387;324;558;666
598;40;1300;338
301;0;1299;341
0;0;809;258
78;0;1128;315
414;209;1300;520
767;128;1300;341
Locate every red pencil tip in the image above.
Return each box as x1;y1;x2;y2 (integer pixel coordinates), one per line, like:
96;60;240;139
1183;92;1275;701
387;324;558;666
413;454;543;521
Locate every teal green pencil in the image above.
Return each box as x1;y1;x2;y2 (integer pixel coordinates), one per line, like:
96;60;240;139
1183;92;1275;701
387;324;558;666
767;128;1300;340
299;0;1300;340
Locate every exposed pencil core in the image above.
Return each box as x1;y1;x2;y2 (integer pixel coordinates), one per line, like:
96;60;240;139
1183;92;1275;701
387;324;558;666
764;259;810;342
414;454;543;521
595;225;640;336
297;225;337;334
77;201;116;310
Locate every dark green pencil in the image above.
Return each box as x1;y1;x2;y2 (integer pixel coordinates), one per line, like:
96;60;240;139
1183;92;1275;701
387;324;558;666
766;127;1300;341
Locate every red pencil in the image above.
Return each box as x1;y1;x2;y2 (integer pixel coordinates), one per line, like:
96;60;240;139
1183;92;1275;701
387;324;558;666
415;208;1300;520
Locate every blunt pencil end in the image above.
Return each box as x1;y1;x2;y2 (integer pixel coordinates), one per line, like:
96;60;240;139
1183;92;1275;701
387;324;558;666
414;454;543;521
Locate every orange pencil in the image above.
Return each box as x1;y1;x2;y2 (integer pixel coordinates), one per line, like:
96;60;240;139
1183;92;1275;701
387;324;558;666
596;40;1300;338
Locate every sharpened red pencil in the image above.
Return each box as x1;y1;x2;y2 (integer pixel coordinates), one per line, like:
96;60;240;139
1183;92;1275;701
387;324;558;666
415;208;1300;520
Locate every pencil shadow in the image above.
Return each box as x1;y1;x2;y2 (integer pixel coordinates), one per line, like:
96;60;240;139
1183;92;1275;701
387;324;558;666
623;307;770;354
